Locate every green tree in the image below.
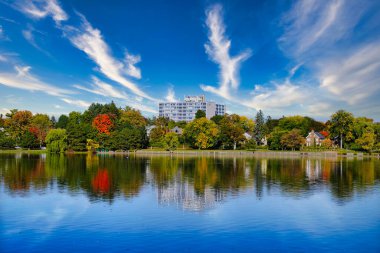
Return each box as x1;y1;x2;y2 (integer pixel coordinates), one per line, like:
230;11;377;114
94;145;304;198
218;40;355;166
183;118;219;149
280;129;304;150
253;110;266;145
56;115;69;129
46;129;68;153
211;115;224;125
67;112;94;151
0;131;15;149
163;132;179;151
329;110;354;149
267;127;287;150
19;131;39;149
355;127;376;152
86;139;100;152
30;114;52;147
195;110;206;119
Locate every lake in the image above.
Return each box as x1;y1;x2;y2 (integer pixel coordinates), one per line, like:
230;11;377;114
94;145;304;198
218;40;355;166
1;154;379;252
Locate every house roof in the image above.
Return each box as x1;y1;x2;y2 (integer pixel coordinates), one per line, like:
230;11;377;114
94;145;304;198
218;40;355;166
314;132;326;139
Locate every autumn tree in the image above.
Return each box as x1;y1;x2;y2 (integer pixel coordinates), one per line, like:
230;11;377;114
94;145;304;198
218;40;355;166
30;114;52;147
4;110;33;143
280;129;304;150
183;118;219;149
120;107;147;128
219;114;245;150
92;114;114;135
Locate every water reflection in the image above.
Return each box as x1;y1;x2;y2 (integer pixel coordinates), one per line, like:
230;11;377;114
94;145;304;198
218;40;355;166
0;154;379;211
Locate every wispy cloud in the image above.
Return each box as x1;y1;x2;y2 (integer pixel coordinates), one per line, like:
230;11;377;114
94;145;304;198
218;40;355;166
0;25;10;41
165;86;178;102
0;65;73;96
13;0;68;24
63;14;153;100
279;0;380;111
124;52;141;79
61;98;91;108
319;41;380;104
73;76;129;100
22;24;52;56
200;4;251;100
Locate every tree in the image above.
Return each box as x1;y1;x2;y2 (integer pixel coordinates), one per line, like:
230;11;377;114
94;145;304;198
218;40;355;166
219;114;245;150
0;131;15;149
92;114;114;135
355;127;376;152
4;110;33;143
86;139;100;153
19;131;39;149
163;132;179;151
267;127;287;150
280;129;304;150
56;115;69;129
67;112;94;151
45;129;68;153
120;107;147;128
211;115;224;125
30;114;52;147
149;127;166;147
253;110;266;145
183;118;219;149
329;110;354;149
195;110;206;119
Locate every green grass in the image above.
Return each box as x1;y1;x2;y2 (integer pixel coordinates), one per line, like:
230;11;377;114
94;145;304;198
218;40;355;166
0;149;47;154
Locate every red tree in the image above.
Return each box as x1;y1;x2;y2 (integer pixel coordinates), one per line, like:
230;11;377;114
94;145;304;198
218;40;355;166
92;114;114;135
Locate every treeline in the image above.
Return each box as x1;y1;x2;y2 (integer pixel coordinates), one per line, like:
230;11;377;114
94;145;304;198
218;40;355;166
0;102;379;152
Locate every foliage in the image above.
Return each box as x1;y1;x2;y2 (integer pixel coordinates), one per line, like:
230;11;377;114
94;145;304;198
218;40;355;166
267;127;287;150
19;131;39;149
45;129;68;153
253;110;266;145
93;114;114;135
355;127;376;151
86;139;100;152
4;110;33;142
56;115;69;129
184;118;219;149
195;110;206;119
219;114;245;149
329;110;354;148
120;107;147;128
163;132;179;151
280;129;304;150
30;113;52;147
0;131;15;149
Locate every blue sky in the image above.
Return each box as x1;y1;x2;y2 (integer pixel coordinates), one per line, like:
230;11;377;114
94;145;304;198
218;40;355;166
0;0;380;120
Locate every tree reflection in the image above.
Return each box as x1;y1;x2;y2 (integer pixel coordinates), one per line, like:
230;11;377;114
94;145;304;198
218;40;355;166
0;154;379;209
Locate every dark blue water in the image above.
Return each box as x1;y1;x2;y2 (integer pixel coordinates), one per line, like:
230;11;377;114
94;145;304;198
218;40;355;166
1;154;379;252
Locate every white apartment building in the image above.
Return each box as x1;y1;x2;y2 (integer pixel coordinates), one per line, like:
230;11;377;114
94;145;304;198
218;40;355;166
158;95;226;122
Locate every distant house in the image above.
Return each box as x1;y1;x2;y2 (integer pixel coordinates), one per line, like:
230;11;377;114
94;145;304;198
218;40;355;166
305;130;326;146
170;126;183;135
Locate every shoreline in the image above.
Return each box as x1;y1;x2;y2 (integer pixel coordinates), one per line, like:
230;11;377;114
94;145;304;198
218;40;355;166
1;149;379;158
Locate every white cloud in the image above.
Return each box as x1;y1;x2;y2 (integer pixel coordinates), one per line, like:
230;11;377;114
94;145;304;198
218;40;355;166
201;4;251;100
124;52;141;79
14;0;68;24
73;76;129;100
319;42;380;104
243;83;304;111
61;98;91;108
63;14;153;100
165;86;178;102
0;65;73;96
0;108;11;116
0;55;7;62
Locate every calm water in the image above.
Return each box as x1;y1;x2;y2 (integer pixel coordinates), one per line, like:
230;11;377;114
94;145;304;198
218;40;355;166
0;154;379;252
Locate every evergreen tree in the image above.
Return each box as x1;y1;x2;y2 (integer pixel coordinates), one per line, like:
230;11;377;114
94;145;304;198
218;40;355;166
253;110;266;145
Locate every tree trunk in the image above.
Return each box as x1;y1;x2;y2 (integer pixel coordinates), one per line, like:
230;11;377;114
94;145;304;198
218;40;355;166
340;134;343;149
233;142;236;150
